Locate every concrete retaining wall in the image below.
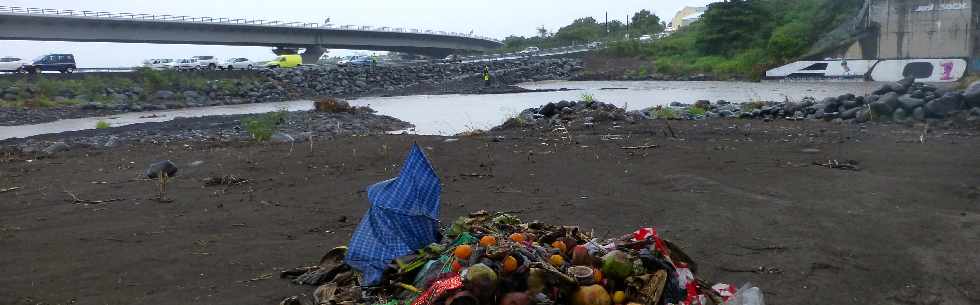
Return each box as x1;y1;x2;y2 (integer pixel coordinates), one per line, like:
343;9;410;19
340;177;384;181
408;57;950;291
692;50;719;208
869;0;974;59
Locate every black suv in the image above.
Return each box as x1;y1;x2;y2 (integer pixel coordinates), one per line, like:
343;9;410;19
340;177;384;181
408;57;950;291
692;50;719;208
26;54;77;74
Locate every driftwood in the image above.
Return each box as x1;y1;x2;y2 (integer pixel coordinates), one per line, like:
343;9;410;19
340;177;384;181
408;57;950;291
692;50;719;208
620;144;659;150
64;191;124;205
0;186;21;193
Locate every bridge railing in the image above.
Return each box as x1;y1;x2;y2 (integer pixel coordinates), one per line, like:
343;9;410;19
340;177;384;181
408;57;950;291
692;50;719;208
0;5;501;42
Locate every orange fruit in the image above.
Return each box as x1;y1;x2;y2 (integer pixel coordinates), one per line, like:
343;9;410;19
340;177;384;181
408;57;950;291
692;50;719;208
613;291;626;304
551;241;567;253
593;268;603;283
549;254;564;267
479;236;497;247
452;260;464;272
454;245;473;260
510;233;526;243
502;255;518;273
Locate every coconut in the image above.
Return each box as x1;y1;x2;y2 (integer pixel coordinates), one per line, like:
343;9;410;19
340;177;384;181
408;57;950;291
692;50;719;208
601;250;633;280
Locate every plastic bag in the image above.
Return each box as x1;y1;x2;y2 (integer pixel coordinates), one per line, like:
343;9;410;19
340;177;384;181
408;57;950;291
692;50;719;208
724;283;765;305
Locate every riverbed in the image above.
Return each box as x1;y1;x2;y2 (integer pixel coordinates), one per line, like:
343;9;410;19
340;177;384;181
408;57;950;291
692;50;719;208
0;80;881;139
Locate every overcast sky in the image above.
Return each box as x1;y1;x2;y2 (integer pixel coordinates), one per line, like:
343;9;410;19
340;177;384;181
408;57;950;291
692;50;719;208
1;0;718;67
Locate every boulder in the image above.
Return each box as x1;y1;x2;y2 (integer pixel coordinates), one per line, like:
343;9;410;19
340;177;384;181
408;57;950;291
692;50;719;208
879;92;901;109
912;107;926;121
924;93;963;117
872;84;891;95
42;142;70;155
841;99;861;109
153;90;176;100
897;95;926;111
145;160;178;179
964;81;980;108
855;109;870;123
840;107;861;119
870;100;894;115
270;132;295;144
892;108;908;122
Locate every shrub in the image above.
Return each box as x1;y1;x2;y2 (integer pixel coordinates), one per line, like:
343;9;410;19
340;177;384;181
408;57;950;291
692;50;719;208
580;93;595;105
95;121;110;129
688;106;707;116
242;107;288;141
652;106;679;119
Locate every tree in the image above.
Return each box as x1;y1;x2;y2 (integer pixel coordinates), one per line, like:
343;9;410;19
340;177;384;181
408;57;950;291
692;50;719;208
536;26;549;38
555;17;604;43
694;0;772;55
629;10;665;36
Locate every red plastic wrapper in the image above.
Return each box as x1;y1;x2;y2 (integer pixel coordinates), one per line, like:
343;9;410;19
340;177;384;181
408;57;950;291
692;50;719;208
411;272;464;305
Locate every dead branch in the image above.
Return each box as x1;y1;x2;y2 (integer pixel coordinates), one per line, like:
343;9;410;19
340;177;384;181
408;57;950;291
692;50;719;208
0;186;21;193
64;190;124;205
620;144;659;150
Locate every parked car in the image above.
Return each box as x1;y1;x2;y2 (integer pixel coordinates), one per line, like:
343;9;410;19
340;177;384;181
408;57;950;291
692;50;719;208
175;58;202;71
264;54;302;69
337;55;374;67
587;41;603;49
25;54;77;74
143;58;175;70
638;35;654;42
0;57;29;73
518;47;540;56
224;58;254;70
443;54;463;63
191;56;220;70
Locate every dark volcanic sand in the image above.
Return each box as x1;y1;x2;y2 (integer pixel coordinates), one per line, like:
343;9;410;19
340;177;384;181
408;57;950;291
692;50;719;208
1;120;978;305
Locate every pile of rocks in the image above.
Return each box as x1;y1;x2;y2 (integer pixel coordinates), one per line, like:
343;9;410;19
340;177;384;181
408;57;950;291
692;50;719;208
262;58;583;97
3;108;412;155
496;100;634;130
0;58;583;126
647;78;980;125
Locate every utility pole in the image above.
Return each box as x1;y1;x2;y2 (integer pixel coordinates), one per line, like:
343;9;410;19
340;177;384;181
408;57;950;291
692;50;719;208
625;14;630;39
605;11;609;38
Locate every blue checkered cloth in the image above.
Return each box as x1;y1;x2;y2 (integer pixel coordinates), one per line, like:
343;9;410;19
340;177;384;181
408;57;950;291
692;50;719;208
345;144;441;286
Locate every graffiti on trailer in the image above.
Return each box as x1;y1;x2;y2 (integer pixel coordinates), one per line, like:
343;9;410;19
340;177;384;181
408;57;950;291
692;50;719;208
912;1;970;12
940;61;955;80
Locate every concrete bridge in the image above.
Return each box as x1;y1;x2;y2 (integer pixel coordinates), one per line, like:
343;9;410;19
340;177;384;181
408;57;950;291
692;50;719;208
0;6;502;63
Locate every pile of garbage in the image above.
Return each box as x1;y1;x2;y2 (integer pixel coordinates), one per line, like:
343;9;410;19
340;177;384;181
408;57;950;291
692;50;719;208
496;101;634;130
281;210;763;305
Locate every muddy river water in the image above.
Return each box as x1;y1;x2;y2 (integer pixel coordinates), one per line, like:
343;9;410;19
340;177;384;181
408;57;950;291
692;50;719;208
0;80;882;139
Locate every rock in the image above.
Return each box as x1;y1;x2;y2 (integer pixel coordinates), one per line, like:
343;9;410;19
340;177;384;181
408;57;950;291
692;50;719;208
892;108;908;122
270;132;295;144
872;84;891;95
42;142;70;155
841;99;861;109
2;93;16;101
838;93;855;102
912;107;926;121
538;103;558;117
154;90;175;100
182;90;202;101
855;109;870;123
963;81;980;107
840;107;861;119
897;95;926;111
879;92;901;109
694;100;711;109
924;93;963;117
145;160;178;179
870;100;894;115
102;136;119;148
79;102;103;110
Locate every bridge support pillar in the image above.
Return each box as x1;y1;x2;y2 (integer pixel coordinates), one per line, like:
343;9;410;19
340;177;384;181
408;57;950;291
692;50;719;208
301;46;326;65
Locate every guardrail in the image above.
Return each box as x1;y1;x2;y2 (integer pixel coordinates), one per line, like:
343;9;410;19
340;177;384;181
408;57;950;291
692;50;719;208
0;5;500;43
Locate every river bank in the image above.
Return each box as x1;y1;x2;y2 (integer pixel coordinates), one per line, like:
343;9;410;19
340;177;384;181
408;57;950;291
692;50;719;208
0;58;583;126
1;118;977;305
